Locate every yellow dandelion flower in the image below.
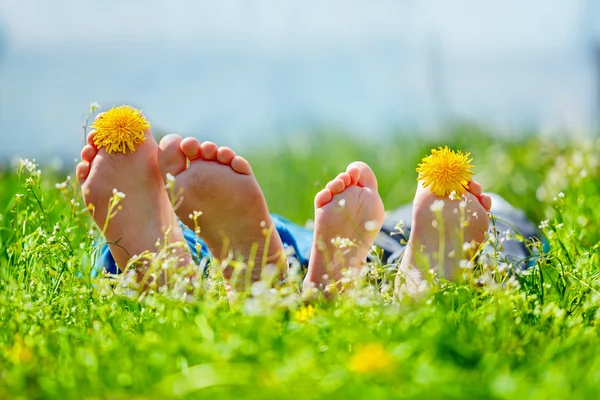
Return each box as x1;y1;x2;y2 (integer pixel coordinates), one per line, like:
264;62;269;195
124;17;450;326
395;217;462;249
416;146;474;197
91;105;151;154
8;336;32;364
347;343;395;374
294;304;315;323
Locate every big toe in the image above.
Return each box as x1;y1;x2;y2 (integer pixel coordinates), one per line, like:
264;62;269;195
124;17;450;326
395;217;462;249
348;161;378;189
158;134;187;178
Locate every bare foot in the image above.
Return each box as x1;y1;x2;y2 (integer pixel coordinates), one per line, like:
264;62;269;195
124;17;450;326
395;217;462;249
76;117;192;279
304;162;385;291
396;180;492;295
157;135;286;287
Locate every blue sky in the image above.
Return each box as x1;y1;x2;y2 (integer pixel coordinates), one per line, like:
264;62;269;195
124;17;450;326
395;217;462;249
0;0;589;51
0;0;597;161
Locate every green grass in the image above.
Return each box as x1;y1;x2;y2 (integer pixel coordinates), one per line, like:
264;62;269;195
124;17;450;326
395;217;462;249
1;129;600;399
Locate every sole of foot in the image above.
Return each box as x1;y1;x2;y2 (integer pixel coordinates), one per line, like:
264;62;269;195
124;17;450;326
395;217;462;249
396;180;492;295
76;116;192;280
158;135;286;288
304;161;385;293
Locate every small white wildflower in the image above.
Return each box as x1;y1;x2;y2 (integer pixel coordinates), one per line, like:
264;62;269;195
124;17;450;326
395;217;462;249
364;220;379;232
459;201;467;210
463;241;474;252
459;260;474;269
260;220;266;228
112;188;126;200
431;220;438;228
89;102;101;112
497;262;509;274
331;236;356;249
479;254;492;266
165;173;176;189
580;169;588;178
338;198;346;208
429;200;445;212
449;190;459;200
55;176;71;189
538;220;549;229
191;210;203;219
558;192;565;199
394;220;406;232
20;158;40;175
555;223;564;230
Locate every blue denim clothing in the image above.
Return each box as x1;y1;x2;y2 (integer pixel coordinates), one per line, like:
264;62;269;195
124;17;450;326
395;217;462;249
93;194;543;275
380;193;546;270
93;214;314;276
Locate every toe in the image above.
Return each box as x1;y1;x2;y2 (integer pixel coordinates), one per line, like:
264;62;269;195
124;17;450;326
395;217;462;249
468;181;482;197
87;131;97;147
315;188;333;208
81;145;98;163
346;166;360;185
200;141;219;160
231;155;253;175
348;161;378;189
76;161;90;183
180;137;202;160
217;147;236;164
94;112;105;121
159;133;183;149
336;172;351;187
158;134;187;177
480;194;492;212
326;178;345;194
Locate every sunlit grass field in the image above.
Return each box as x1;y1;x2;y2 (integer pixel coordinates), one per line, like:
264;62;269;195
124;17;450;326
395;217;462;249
1;129;600;399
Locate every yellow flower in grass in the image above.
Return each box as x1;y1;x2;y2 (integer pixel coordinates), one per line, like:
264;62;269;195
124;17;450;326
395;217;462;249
416;146;474;197
294;304;315;322
91;105;151;154
347;343;395;374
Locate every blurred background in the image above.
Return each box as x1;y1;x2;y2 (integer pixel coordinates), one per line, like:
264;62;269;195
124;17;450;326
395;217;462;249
0;0;599;163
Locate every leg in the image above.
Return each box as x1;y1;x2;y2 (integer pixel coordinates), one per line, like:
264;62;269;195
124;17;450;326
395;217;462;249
76;117;193;282
304;162;385;291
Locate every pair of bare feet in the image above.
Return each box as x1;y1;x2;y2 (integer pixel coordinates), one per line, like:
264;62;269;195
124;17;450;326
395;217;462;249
76;115;492;294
